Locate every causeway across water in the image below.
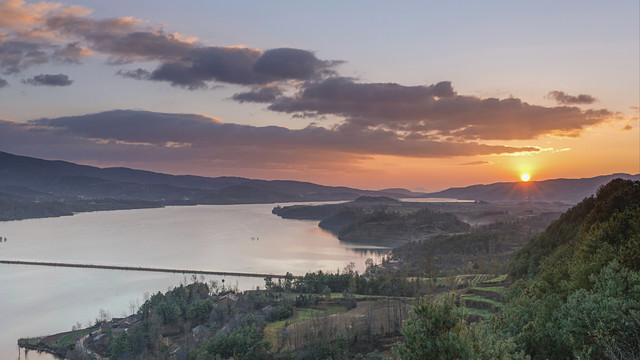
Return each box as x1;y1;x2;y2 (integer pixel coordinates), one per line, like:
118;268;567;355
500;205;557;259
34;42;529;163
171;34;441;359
0;260;290;279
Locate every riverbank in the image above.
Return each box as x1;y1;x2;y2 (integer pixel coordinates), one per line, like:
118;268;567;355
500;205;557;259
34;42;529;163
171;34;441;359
18;326;98;359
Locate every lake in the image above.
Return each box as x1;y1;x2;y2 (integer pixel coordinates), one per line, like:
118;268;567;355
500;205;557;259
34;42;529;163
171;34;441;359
0;203;389;359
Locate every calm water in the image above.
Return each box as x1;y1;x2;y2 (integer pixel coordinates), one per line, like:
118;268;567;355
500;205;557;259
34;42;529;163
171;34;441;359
0;203;389;359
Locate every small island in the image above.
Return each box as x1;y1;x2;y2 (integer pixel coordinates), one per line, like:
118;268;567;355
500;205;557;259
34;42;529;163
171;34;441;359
273;196;565;246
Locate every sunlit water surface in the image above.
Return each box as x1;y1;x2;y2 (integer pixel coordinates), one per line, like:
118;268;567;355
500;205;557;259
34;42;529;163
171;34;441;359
0;203;389;359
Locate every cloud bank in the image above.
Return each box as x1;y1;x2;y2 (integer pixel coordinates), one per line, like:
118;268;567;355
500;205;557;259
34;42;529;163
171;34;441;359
253;77;612;141
0;110;541;173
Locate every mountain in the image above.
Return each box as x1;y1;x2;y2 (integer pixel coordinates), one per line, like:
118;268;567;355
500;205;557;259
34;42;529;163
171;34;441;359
424;173;640;203
0;150;419;205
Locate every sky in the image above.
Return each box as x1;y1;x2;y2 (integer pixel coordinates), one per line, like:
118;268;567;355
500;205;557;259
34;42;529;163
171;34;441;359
0;0;638;191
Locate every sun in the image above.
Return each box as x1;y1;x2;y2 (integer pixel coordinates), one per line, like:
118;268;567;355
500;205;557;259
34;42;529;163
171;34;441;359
521;173;531;182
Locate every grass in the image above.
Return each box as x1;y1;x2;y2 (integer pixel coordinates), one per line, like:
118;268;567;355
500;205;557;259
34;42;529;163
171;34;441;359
471;286;507;293
455;274;495;286
483;274;508;283
264;305;348;351
465;307;494;318
327;293;414;300
461;293;504;308
18;337;42;346
57;327;96;347
266;305;348;329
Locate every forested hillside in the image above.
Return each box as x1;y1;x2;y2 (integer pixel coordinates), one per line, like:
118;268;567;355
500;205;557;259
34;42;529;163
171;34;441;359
393;178;640;360
492;178;640;359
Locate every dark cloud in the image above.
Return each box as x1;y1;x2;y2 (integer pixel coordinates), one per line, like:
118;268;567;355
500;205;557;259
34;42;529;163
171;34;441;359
149;46;265;88
460;161;492;166
24;110;539;162
0;40;89;74
42;12;341;88
0;77;8;88
116;68;151;80
2;5;341;89
44;16;195;63
0;40;49;74
145;47;339;89
267;78;612;140
253;48;339;80
547;91;596;105
22;73;73;86
232;86;282;103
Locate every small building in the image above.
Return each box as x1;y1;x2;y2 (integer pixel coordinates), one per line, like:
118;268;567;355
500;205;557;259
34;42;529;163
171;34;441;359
123;314;139;327
192;324;210;341
218;293;238;305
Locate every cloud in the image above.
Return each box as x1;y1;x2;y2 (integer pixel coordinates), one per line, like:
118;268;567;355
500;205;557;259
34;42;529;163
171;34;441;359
460;161;492;166
0;77;7;87
0;40;49;74
0;1;620;150
0;40;90;75
0;1;341;88
0;1;94;73
52;42;91;63
232;85;282;103
143;47;339;89
0;0;63;30
0;110;538;171
546;90;596;105
44;15;195;63
265;78;612;141
253;48;340;80
116;68;151;80
22;73;72;86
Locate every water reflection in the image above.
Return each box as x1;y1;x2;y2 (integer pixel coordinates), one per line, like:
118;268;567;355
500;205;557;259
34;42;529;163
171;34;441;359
347;247;391;258
0;203;391;359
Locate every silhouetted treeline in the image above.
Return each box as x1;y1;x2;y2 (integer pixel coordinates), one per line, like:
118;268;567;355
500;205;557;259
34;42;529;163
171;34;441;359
0;197;161;221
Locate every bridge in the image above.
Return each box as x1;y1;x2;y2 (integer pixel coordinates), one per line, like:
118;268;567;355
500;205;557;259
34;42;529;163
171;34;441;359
0;260;291;279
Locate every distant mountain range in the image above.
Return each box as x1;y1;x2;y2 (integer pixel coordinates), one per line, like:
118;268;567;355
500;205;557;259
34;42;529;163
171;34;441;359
0;150;419;205
1;150;636;208
425;173;640;203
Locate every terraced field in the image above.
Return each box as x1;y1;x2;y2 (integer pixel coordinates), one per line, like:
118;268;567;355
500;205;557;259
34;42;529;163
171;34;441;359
456;275;509;322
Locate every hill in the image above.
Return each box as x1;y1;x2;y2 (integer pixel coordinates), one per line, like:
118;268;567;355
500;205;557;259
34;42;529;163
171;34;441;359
425;173;640;203
491;178;640;359
0;150;419;220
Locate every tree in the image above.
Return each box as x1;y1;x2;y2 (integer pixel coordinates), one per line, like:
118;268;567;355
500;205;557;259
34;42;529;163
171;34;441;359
395;294;471;360
395;294;524;360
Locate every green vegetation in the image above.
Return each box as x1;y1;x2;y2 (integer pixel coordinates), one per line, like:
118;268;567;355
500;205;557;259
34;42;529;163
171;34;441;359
21;178;639;359
58;327;95;347
489;179;640;359
460;294;504;309
18;326;98;358
394;294;525;360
